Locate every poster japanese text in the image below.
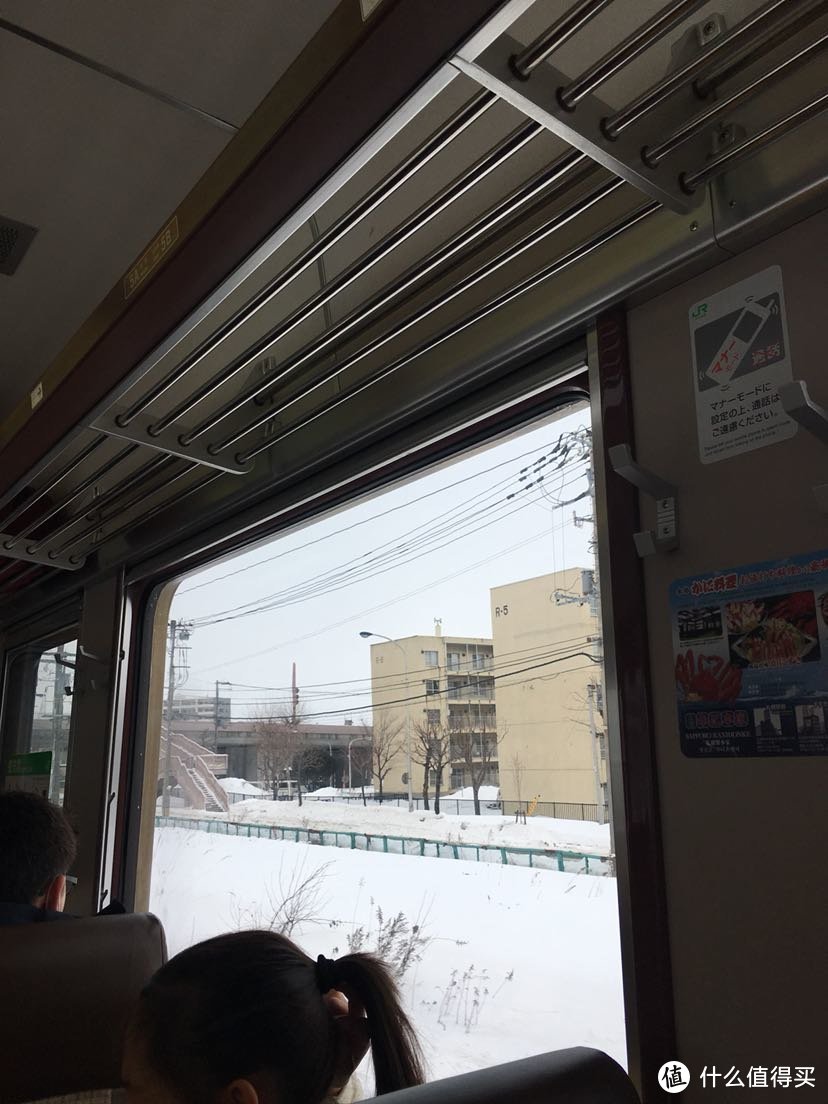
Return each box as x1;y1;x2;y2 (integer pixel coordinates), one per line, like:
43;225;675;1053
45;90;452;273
689;265;796;464
671;551;828;757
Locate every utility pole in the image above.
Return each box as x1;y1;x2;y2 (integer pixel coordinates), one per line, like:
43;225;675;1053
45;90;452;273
162;620;178;818
215;680;221;750
549;442;609;834
586;457;614;850
162;619;193;816
51;650;69;803
214;679;231;749
587;681;604;822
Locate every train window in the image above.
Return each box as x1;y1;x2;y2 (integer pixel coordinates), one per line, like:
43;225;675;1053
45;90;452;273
142;400;626;1081
1;638;78;804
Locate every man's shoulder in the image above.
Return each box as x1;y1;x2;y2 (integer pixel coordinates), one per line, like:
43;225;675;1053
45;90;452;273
0;901;76;925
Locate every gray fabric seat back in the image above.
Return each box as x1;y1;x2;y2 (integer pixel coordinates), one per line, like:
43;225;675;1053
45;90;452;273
370;1049;641;1104
0;913;166;1103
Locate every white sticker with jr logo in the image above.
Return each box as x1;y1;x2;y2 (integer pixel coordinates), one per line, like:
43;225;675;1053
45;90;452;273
689;265;796;464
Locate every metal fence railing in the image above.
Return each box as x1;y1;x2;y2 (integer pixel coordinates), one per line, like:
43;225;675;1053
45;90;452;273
500;800;610;822
156;815;610;874
303;793;501;816
301;793;609;823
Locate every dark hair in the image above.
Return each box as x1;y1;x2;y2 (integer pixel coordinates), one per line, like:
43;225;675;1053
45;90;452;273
133;931;424;1103
0;790;77;904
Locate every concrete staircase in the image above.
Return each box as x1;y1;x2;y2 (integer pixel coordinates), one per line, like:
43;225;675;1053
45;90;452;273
159;733;229;813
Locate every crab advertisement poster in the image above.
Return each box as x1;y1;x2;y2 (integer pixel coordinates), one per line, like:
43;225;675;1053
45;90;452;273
671;550;828;758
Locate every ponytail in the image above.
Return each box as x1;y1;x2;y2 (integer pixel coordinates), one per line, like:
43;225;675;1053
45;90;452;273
330;953;425;1094
132;932;424;1104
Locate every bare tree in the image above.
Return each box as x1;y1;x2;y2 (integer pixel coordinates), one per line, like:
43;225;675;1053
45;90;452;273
254;701;320;807
254;711;299;800
230;856;332;936
412;719;451;813
510;752;527;824
298;745;331;798
364;712;404;804
349;740;372;807
449;713;504;816
411;724;433;810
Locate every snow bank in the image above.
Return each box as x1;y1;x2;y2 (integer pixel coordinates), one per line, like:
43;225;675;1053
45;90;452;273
150;826;625;1081
218;798;610;856
307;785;376;798
220;777;267;797
446;785;499;800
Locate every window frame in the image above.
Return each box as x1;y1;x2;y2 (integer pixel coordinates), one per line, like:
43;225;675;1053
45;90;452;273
106;332;674;1094
0;626;80;798
115;363;591;907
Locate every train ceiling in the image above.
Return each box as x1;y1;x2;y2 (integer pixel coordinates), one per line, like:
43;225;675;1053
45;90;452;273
0;0;825;602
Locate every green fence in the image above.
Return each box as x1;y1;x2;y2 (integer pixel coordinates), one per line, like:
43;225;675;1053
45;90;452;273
156;815;608;874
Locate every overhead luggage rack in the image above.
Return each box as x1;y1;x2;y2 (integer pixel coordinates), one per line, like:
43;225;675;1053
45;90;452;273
0;0;825;594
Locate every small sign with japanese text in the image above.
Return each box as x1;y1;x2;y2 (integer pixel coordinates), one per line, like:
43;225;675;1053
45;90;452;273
671;551;828;758
4;750;52;796
689;265;796;463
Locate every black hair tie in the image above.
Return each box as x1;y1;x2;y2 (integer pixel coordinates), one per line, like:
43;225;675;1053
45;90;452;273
315;953;338;994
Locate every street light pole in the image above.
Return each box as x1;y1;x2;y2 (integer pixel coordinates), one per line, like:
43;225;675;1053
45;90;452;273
347;735;370;793
360;631;413;812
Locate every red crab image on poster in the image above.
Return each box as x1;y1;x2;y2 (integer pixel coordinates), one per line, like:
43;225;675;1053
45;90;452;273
675;650;742;702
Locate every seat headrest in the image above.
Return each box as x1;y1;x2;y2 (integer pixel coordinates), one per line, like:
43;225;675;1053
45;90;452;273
375;1049;640;1104
0;913;167;1103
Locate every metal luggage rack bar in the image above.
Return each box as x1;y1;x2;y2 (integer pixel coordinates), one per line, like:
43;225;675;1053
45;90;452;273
2;0;827;585
0;190;657;577
455;0;828;213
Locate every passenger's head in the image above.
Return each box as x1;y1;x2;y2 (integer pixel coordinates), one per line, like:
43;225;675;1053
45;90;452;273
0;790;77;910
124;930;424;1104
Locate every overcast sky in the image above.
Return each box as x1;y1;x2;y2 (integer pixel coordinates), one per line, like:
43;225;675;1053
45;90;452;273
170;403;592;723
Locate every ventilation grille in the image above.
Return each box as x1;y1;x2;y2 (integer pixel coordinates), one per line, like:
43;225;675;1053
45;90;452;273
0;216;37;276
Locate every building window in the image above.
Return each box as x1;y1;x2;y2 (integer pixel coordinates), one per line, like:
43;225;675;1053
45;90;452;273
425;679;439;695
423;650;438;666
426;709;441;726
450;768;465;789
472;652;490;670
429;768;443;785
446;651;461;671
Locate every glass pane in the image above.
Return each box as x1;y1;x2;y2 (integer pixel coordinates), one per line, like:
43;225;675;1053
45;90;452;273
144;403;625;1083
26;641;78;805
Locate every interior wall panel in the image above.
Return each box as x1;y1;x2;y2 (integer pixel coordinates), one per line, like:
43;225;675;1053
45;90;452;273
627;208;828;1101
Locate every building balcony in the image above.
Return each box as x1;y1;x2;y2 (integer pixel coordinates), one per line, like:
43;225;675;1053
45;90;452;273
447;683;495;701
445;656;494;675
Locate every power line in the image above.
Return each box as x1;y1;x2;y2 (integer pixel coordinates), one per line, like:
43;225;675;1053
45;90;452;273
225;651;599;721
178;427;589;595
190;523;562;674
186;428;593;672
189;458;588;628
180;633;594;702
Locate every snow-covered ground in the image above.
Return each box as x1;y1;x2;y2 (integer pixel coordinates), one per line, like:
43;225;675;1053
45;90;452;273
304;786;502;817
198;797;611;857
150;826;625;1083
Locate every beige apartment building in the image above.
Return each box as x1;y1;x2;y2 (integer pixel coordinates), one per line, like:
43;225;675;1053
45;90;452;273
491;567;606;813
364;626;496;797
365;567;605;814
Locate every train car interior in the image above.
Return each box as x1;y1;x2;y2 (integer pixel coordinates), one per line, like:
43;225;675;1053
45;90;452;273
0;1;826;1101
